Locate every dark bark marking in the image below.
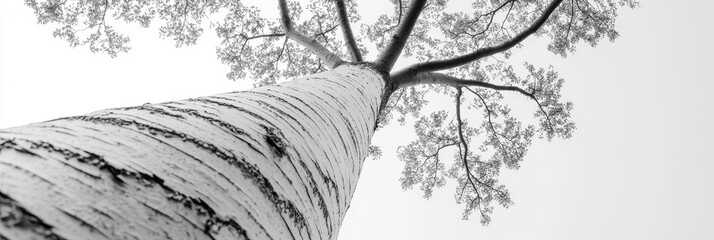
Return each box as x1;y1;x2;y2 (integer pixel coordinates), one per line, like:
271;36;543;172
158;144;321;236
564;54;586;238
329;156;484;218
0;161;54;185
19;139;249;239
260;125;322;229
278;214;297;240
313;85;362;152
299;90;352;156
204;96;302;151
54;157;102;180
138;200;175;221
90;207;113;221
82;134;116;146
193;97;270;124
271;86;345;160
26;140;127;184
262;125;288;159
162;104;252;139
0;66;383;239
352;63;395;126
306;74;379;203
293;89;355;190
292;151;338;199
275;86;322;125
269;87;346;192
270;154;317;210
250;99;307;135
245;86;341;235
339;112;360;152
317;81;367;142
8;130;259;239
311;161;338;197
163;184;250;240
0;139;39;158
1;137;102;180
325;75;374;124
66;176;103;196
263;88;311;115
236;155;308;230
0;191;66;240
297;160;332;235
244;91;309;132
117;125;245;192
58;208;111;239
119;104;186;119
61;115;307;229
30;124;73;133
204;216;249;240
161;104;262;154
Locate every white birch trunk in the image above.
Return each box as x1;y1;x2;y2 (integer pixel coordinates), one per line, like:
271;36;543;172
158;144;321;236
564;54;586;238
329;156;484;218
0;65;385;240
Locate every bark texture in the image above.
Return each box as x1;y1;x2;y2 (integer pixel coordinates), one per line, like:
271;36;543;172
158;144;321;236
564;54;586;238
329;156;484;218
0;65;385;240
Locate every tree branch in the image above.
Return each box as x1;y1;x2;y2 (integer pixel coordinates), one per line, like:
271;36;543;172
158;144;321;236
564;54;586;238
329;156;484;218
379;0;404;36
494;1;516;39
268;37;289;79
565;0;575;45
393;0;564;77
466;0;516;39
419;142;457;170
278;0;345;69
242;33;285;40
374;0;427;71
457;89;511;203
466;87;513;165
334;0;362;62
455;88;481;204
405;71;556;133
456;88;508;215
380;87;406;122
233;33;285;65
396;71;533;97
312;24;339;40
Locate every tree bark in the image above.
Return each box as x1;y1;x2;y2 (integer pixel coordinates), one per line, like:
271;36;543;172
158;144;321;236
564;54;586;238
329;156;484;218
0;64;386;240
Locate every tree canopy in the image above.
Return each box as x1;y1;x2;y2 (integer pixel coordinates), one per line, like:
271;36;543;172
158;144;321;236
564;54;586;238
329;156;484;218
25;0;638;225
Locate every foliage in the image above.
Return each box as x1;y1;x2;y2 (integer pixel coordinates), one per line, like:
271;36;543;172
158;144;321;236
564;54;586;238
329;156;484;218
25;0;637;225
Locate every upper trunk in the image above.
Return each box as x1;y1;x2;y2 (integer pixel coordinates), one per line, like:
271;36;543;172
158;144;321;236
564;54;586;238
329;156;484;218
0;64;386;240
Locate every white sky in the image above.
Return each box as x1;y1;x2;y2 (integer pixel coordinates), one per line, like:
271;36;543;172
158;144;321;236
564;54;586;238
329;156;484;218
2;0;713;239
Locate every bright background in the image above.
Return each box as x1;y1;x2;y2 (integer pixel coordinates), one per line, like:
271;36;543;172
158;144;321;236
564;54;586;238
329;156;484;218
2;1;713;239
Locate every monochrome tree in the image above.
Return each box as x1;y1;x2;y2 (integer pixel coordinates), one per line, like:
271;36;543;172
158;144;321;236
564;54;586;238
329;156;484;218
1;0;637;239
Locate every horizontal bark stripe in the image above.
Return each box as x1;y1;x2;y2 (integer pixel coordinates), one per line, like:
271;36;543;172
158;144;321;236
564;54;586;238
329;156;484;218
0;138;250;240
0;64;385;240
0;190;66;240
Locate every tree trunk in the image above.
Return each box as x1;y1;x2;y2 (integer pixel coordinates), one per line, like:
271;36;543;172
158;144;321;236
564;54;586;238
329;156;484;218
0;64;385;240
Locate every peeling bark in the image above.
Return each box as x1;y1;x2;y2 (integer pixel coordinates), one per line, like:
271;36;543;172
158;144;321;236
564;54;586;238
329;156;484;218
0;65;385;240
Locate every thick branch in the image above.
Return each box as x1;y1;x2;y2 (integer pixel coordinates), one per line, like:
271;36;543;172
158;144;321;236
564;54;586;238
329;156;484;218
394;0;563;76
397;71;534;97
334;0;362;62
374;0;427;71
457;88;510;201
242;33;285;40
278;0;344;69
406;71;556;132
455;88;483;207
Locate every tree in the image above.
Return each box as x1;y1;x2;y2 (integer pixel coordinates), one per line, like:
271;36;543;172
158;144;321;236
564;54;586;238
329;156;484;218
0;0;637;239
